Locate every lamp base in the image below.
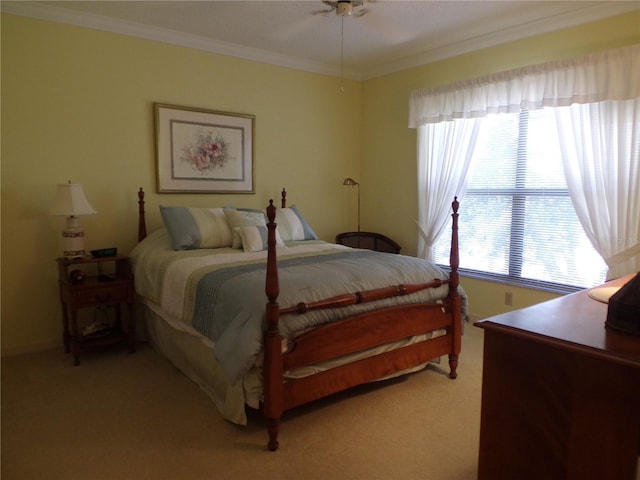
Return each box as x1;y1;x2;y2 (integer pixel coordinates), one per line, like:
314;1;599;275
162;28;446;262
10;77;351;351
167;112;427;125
62;216;86;259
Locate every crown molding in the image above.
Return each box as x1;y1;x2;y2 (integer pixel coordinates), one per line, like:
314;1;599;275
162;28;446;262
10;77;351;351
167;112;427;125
3;1;637;82
1;1;363;81
362;2;640;79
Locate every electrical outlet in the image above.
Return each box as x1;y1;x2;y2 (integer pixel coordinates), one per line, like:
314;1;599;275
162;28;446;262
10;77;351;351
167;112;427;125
505;292;513;306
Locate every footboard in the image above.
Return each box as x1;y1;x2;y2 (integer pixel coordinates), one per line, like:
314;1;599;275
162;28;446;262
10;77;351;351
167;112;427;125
282;302;457;407
263;195;461;451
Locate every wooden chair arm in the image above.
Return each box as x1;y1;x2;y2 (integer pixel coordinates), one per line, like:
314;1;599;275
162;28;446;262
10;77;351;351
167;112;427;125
335;231;401;254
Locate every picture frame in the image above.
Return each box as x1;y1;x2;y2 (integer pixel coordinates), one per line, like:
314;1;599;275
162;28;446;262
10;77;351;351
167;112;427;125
154;103;255;193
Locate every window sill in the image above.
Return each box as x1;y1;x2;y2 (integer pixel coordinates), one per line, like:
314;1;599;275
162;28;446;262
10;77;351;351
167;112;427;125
441;267;586;295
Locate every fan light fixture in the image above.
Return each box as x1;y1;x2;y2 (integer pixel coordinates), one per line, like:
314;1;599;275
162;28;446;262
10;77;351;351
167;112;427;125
320;0;366;16
336;1;353;16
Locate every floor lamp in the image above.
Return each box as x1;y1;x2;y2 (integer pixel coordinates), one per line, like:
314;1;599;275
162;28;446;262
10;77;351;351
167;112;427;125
342;177;360;232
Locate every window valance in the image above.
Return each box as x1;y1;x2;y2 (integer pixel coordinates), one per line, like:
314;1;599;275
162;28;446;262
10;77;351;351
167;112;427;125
409;44;640;127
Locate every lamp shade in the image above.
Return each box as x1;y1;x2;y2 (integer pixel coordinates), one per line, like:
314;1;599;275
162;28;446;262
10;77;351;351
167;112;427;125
50;183;97;216
342;177;359;186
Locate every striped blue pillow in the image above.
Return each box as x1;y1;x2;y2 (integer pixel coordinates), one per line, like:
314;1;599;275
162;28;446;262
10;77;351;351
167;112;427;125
160;206;233;250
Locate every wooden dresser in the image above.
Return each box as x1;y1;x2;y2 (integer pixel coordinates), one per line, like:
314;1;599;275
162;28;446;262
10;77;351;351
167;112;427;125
476;275;640;480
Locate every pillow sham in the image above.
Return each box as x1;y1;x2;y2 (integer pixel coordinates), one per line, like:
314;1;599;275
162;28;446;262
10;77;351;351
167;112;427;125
276;205;318;241
237;207;267;219
224;209;267;248
159;206;233;250
237;225;286;253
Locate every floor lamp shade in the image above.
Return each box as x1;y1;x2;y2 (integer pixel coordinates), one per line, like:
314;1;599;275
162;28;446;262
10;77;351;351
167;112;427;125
50;183;97;258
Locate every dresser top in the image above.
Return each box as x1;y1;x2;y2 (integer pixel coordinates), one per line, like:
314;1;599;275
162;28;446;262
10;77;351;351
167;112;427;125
476;275;640;368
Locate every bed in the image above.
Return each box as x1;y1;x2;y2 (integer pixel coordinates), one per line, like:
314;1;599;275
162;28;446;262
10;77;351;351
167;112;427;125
131;188;464;451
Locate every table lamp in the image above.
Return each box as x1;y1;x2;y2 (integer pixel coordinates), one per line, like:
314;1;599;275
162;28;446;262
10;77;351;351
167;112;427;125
50;181;97;258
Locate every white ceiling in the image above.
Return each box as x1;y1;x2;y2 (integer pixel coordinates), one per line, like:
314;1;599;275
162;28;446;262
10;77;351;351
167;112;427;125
4;1;638;80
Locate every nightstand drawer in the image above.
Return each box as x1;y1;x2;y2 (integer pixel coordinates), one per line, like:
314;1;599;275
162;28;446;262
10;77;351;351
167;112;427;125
73;284;130;307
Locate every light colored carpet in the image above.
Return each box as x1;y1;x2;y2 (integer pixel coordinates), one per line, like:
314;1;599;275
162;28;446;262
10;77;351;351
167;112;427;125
1;325;484;480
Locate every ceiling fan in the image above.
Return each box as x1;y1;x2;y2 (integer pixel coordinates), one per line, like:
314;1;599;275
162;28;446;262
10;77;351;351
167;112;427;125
313;0;370;18
310;0;372;91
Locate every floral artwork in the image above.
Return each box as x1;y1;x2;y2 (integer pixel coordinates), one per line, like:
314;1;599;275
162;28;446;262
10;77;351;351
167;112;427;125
155;104;254;193
180;129;233;175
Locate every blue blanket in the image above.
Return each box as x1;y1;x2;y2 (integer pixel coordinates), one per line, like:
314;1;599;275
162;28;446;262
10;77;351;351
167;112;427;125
191;249;459;383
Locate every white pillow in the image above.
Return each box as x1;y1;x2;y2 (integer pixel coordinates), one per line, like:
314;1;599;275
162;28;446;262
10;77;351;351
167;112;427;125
224;209;266;248
237;225;286;253
276;205;318;241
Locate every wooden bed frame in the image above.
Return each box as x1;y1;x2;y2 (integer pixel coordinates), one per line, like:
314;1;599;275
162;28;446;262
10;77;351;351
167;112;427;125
136;187;461;451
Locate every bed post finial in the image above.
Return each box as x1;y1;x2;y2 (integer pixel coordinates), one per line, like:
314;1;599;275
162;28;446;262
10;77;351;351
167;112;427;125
281;188;287;208
267;199;276;225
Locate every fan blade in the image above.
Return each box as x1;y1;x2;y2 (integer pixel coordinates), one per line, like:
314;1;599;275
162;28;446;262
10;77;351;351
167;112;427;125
311;8;335;16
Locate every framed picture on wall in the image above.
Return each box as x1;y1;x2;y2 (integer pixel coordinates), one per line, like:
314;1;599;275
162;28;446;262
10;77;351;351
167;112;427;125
154;103;255;193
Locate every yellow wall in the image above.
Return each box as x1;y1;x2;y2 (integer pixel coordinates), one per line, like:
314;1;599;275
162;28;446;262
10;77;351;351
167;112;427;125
2;11;639;352
1;14;362;353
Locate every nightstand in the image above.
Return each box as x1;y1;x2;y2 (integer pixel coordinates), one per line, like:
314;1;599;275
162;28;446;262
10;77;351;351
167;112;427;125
335;231;402;254
56;255;135;366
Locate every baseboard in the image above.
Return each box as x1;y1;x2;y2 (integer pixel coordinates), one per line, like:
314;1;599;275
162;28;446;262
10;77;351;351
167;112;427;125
1;340;59;357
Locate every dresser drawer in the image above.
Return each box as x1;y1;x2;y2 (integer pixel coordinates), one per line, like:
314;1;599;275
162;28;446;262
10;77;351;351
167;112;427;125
72;284;131;307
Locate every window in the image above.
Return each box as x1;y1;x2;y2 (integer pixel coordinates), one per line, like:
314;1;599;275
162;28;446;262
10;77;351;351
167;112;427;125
434;109;607;292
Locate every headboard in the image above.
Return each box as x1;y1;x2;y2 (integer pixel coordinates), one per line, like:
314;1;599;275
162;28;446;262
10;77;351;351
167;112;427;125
135;187;288;243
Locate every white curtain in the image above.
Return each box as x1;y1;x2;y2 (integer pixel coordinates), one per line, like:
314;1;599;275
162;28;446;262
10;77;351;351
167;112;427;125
555;99;640;279
410;44;640;276
409;45;640;126
416;119;479;261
